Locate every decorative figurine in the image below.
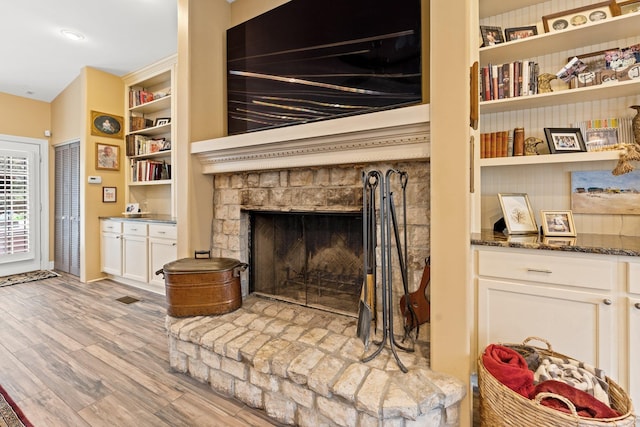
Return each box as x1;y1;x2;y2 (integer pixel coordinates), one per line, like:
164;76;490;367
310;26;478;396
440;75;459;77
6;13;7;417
537;73;557;93
631;105;640;146
524;137;544;155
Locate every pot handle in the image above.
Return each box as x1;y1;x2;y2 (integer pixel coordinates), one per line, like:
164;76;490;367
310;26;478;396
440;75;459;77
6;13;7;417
195;250;211;259
234;263;248;277
155;268;164;277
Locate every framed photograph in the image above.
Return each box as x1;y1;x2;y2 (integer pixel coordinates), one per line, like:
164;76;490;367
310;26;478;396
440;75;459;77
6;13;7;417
585;128;619;151
542;1;621;33
540;210;577;237
571;170;640;215
618;0;640;14
480;26;504;47
95;143;120;171
498;193;538;234
125;203;139;214
91;111;124;139
544;128;587;154
102;187;117;203
504;26;538;41
155;117;170;127
161;140;172;151
569;49;611;73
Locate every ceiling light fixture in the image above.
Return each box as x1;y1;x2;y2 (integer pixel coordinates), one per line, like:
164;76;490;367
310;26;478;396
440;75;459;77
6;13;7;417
61;29;85;41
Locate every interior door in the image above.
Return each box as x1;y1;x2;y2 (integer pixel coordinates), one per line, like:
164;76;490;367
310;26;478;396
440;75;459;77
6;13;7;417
54;142;80;276
0;137;43;275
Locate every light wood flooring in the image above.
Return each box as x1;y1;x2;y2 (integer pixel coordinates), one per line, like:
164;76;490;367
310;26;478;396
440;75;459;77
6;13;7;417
0;272;283;427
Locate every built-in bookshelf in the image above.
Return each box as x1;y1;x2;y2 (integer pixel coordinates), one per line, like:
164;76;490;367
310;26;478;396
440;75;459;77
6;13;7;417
473;1;640;235
122;55;176;217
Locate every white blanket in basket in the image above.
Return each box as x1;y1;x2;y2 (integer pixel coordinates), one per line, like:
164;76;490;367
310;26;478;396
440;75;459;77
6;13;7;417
534;355;611;406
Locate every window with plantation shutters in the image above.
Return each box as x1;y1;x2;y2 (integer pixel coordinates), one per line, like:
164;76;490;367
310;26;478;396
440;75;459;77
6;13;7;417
0;153;30;256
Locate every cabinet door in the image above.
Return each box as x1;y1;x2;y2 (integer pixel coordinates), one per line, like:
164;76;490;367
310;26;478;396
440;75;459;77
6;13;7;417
148;237;177;287
628;297;640;411
477;278;615;374
101;232;122;276
122;235;148;282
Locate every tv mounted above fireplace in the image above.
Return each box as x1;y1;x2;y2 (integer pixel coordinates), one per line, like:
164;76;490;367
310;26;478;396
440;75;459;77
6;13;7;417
226;0;423;135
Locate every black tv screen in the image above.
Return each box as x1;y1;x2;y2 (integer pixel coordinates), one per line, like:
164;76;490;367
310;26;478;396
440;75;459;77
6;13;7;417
226;0;422;135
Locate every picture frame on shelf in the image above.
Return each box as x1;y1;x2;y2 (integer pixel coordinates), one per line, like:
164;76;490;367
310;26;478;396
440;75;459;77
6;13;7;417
618;0;640;14
91;111;124;139
542;1;621;33
102;187;116;203
585;127;619;151
504;26;538;41
95;143;120;171
161;140;172;151
155;117;170;127
540;210;577;237
544;128;587;154
569;49;611;73
480;26;504;47
498;193;538;235
125;203;139;214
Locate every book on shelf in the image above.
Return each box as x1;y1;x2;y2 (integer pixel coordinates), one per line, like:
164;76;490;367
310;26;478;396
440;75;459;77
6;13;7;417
480;61;539;101
130;159;171;182
480;130;511;158
130;116;154;131
129;89;155;108
126;134;168;156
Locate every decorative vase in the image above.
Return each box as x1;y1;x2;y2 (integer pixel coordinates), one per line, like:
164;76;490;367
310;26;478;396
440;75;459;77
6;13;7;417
632;105;640;146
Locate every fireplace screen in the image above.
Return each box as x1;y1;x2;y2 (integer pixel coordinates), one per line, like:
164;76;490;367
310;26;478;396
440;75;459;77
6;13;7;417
249;211;363;315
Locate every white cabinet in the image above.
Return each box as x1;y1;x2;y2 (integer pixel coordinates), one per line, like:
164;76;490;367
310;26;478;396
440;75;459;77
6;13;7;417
475;247;616;374
627;296;640;412
100;219;176;294
148;223;177;288
122;222;148;283
100;220;122;276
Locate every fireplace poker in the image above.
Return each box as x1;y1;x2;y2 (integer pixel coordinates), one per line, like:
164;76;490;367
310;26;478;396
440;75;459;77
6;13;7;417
357;171;377;347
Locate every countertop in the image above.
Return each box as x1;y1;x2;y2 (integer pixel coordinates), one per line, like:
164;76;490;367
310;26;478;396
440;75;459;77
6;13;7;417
472;230;640;257
100;214;176;224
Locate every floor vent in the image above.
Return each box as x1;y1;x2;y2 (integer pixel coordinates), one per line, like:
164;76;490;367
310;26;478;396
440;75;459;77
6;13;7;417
116;296;140;304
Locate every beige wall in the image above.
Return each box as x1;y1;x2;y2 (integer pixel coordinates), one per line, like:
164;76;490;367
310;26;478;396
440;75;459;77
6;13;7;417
82;67;125;281
0;93;51;139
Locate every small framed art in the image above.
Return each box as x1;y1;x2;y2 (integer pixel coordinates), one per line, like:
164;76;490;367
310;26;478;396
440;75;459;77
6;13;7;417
480;26;504;47
618;0;640;14
102;187;117;203
542;1;621;33
91;111;124;139
504;26;538;41
544;128;587;154
498;193;538;234
95;143;120;171
155;117;170;127
540;210;577;237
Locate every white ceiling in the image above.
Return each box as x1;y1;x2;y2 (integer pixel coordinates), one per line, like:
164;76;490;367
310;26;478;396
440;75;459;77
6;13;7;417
0;0;178;102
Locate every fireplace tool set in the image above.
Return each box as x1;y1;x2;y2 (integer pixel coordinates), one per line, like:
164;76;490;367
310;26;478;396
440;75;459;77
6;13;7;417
358;169;420;373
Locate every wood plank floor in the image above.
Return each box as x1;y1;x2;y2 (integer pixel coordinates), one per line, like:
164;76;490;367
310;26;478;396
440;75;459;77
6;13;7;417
0;272;283;427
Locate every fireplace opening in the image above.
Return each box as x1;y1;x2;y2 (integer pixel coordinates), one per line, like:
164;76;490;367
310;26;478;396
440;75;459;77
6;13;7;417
249;210;363;316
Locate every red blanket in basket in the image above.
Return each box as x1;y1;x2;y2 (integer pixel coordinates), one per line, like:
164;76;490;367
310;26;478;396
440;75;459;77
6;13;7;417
483;344;534;398
532;380;621;419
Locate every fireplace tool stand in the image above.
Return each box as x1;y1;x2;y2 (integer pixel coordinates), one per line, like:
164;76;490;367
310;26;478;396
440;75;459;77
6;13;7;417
361;169;416;373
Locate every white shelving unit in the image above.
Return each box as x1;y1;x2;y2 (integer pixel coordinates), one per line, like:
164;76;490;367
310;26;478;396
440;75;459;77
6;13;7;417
473;3;640;234
122;55;177;217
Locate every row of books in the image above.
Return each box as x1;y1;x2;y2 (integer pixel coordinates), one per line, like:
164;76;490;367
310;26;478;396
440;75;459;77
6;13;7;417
126;135;169;157
130;116;154;131
481;61;540;101
129;89;155;108
130;159;171;182
480;130;514;158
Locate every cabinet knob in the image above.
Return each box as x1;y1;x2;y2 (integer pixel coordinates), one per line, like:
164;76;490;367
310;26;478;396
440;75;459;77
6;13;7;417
172;243;176;246
603;298;612;306
158;231;166;234
635;303;640;310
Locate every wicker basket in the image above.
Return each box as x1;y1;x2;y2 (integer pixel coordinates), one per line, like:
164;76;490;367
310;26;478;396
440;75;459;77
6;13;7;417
478;337;636;427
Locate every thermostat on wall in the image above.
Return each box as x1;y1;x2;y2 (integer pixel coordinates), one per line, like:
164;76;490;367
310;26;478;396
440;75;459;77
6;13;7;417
88;176;102;184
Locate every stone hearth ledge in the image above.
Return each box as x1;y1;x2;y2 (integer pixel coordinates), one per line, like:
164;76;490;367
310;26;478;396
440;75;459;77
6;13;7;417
166;295;465;426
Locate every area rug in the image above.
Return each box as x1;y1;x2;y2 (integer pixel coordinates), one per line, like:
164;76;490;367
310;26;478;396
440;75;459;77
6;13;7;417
0;385;33;427
0;270;59;288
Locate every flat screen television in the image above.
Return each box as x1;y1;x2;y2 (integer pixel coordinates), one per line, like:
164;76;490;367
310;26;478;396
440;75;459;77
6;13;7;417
226;0;422;135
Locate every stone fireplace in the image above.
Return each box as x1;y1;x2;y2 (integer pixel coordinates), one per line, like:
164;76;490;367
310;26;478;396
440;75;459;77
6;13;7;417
169;104;466;426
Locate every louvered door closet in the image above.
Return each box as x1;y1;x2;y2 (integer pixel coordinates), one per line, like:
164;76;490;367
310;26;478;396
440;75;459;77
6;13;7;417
54;142;80;276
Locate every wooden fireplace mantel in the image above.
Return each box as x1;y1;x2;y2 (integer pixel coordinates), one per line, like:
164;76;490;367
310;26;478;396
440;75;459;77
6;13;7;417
191;103;430;174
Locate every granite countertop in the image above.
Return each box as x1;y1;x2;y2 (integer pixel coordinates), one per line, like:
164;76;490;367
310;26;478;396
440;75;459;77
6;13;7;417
472;230;640;257
100;214;176;224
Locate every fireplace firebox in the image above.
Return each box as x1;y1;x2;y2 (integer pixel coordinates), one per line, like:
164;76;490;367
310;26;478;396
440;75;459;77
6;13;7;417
249;210;363;315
